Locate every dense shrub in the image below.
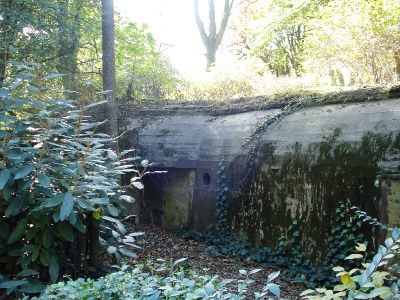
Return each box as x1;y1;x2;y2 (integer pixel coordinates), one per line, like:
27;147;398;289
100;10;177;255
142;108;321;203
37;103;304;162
0;63;146;297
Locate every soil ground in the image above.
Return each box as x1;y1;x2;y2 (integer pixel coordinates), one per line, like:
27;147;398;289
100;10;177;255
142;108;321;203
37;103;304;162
117;223;307;299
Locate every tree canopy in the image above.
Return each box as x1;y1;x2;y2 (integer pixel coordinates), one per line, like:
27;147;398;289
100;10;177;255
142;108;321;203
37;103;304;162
228;0;400;85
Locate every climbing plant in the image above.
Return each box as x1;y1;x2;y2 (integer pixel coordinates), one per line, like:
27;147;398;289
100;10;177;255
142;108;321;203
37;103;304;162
0;63;145;297
242;99;306;181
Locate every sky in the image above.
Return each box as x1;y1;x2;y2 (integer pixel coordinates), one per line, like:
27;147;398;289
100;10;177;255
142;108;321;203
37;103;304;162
114;0;207;76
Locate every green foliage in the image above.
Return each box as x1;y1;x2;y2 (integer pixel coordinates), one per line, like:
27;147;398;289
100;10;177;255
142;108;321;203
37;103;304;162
0;63;145;296
323;204;367;269
231;0;400;86
250;0;310;76
174;71;254;101
0;0;101;90
301;228;400;299
215;160;229;239
34;261;280;299
186;181;372;288
115;21;180;100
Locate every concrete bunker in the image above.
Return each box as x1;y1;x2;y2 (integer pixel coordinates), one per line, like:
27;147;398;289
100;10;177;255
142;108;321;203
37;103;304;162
119;96;400;263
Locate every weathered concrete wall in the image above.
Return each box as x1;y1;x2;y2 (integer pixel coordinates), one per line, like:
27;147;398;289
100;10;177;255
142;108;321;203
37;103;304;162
119;98;400;262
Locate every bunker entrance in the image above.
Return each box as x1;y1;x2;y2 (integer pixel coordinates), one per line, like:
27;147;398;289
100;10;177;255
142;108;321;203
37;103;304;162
139;168;195;229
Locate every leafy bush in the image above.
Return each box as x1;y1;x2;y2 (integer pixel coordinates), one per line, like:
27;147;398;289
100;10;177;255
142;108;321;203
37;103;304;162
33;261;281;300
302;227;400;299
0;63;146;297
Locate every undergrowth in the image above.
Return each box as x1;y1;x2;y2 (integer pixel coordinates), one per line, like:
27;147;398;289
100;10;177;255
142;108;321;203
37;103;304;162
32;261;281;300
183;162;374;288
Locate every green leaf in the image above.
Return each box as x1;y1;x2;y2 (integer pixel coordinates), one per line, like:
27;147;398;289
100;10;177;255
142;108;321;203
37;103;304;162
107;246;117;254
34;213;52;227
32;248;39;262
37;186;52;197
116;221;126;235
4;197;24;217
118;247;137;258
73;216;86;233
40;249;51;266
83;100;107;110
21;244;36;253
14;165;35;179
0;88;9;98
44;194;64;208
356;243;367;252
89;198;109;205
42;228;53;248
358;272;368;287
42;73;67;80
68;210;77;225
57;222;74;242
37;173;51;188
53;166;78;178
248;268;262;275
266;283;280;298
345;254;364;260
26;227;38;241
60;192;74;221
120;195;135;203
392;227;400;241
0;280;27;289
27;85;40;93
267;270;280;282
53;210;60;222
18;283;46;294
49;256;59;282
96;90;113;95
17;269;39;277
22;179;33;190
300;289;316;296
0;169;11;189
128;232;145;237
107;205;120;217
2;185;11;200
0;218;9;239
7;218;28;244
360;287;390;299
132;181;144;189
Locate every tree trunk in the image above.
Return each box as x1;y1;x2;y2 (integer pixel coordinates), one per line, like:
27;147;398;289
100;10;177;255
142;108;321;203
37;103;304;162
101;0;118;142
394;50;400;82
56;1;80;94
0;0;15;86
194;0;234;71
87;216;99;279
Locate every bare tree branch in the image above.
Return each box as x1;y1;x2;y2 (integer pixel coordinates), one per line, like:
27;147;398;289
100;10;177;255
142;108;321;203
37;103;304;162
194;0;235;70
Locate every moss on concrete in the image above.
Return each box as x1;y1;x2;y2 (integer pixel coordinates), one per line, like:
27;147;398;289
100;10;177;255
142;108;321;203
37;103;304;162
230;129;398;263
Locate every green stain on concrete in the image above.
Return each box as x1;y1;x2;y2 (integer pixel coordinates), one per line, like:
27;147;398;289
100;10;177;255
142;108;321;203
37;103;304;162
230;129;397;263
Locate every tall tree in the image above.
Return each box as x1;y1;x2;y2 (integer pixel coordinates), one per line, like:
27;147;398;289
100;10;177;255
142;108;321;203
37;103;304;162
101;0;118;140
244;0;314;77
115;22;180;100
194;0;234;70
56;0;81;93
0;0;101;90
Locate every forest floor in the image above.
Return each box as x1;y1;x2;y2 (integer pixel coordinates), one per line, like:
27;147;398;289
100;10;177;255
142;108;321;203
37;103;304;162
116;223;307;299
